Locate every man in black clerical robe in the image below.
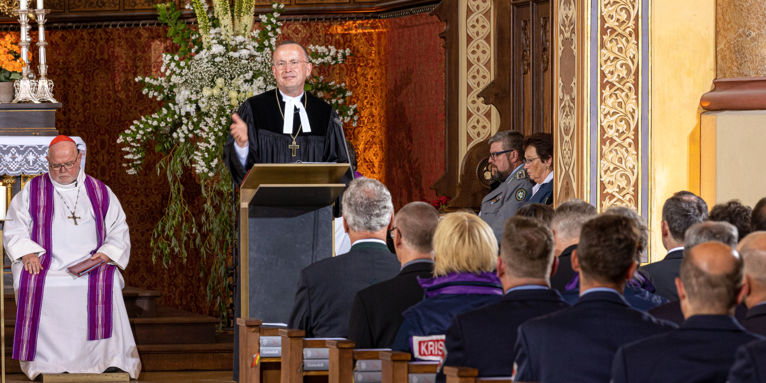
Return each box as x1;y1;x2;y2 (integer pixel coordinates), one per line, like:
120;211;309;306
222;40;349;186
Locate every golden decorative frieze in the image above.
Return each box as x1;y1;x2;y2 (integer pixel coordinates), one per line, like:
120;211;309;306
465;0;493;150
598;0;640;210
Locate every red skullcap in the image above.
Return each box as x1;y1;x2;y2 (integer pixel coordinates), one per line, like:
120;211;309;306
49;135;76;146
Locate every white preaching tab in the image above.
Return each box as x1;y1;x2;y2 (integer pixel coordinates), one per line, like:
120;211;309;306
281;90;311;134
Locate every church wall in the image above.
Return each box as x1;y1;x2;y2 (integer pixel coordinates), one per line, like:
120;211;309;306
0;12;445;315
649;0;715;261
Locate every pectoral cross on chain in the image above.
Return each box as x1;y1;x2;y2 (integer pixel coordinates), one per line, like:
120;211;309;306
289;139;299;157
68;213;81;225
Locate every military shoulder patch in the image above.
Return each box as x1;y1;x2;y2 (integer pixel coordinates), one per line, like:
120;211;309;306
516;169;527;180
515;188;527;201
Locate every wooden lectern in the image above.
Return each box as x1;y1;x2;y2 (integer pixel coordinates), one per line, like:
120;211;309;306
238;163;349;323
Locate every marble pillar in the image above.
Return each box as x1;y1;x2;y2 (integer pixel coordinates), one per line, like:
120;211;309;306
717;0;766;78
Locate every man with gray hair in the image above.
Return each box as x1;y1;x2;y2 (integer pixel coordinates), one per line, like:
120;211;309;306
288;178;400;337
640;191;708;300
348;202;440;348
549;199;597;291
480;130;534;245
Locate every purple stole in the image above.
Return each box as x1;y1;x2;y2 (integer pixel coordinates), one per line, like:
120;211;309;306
13;174;117;361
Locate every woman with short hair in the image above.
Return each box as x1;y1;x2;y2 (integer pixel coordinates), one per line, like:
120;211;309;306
391;212;503;355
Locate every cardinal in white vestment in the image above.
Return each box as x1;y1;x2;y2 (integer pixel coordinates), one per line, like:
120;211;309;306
2;135;141;380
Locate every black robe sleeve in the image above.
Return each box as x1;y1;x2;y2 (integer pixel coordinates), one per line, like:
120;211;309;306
222;102;258;187
324;110;354;217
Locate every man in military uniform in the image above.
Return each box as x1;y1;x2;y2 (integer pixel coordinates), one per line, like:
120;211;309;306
480;131;534;246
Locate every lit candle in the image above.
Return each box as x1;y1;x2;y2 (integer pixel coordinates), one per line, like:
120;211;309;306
37;0;42;9
0;183;6;221
20;0;27;10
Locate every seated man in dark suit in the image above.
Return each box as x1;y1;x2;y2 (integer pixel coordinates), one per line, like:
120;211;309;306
709;200;753;242
549;199;597;292
751;197;766;232
739;232;766;335
612;242;764;383
640;191;708;300
347;201;440;348
437;216;569;382
513;215;677;383
649;221;739;324
728;339;766;383
561;207;668;311
288;178;401;338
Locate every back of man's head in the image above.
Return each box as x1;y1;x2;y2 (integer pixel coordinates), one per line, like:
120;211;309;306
709;200;753;242
488;130;525;159
342;178;394;233
751;197;766;232
394;202;440;253
516;203;555;228
602;206;648;261
551;200;597;243
662;191;708;243
738;232;766;304
501;216;555;279
577;215;640;285
680;242;743;314
683;221;738;257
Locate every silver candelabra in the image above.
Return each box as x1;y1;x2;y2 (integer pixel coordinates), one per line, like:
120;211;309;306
34;9;56;103
11;9;39;103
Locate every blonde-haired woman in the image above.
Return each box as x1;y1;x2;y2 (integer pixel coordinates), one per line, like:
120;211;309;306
392;212;503;354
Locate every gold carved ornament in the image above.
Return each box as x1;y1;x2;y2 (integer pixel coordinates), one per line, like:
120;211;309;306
465;0;493;149
599;0;640;210
556;0;577;199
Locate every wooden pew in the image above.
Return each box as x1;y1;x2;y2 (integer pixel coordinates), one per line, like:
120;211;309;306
327;340;388;383
280;329;332;383
443;367;513;383
237;319;283;383
380;351;439;383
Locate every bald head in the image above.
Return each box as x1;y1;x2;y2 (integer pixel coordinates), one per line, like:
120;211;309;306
679;242;743;315
738;232;766;307
394;202;440;253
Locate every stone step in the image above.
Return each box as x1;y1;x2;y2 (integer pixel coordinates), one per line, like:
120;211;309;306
4;305;219;346
3;341;234;373
4;286;161;319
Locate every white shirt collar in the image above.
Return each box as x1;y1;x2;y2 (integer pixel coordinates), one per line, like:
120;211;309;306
668;246;684;254
279;89;304;102
352;238;387;246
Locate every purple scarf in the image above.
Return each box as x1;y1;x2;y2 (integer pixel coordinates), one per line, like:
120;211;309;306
13;174;117;361
418;271;503;298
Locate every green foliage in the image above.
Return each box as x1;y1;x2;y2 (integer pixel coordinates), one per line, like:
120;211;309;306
156;3;200;58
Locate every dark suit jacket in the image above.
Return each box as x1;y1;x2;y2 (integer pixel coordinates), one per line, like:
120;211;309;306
436;289;569;382
743;304;766;336
526;181;553;205
649;300;748;326
612;315;764;383
639;248;684;301
729;339;766;383
288;241;400;338
513;291;677;383
347;261;434;348
550;245;576;292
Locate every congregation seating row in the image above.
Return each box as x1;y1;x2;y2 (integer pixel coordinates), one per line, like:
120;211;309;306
237;319;517;383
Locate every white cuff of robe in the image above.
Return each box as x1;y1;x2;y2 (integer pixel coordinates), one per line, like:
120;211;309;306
282;96;311;134
7;241;45;263
234;141;249;168
97;243;128;270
